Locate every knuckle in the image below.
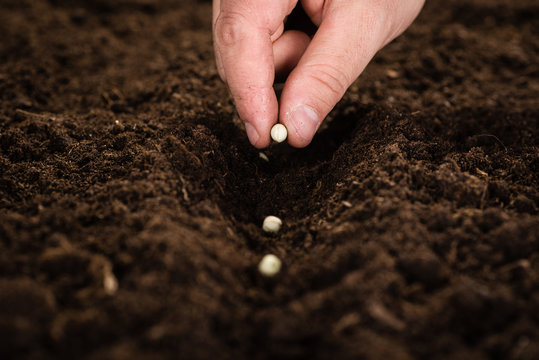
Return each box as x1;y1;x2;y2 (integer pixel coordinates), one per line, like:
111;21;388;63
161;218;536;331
214;11;250;47
306;62;351;100
360;0;393;32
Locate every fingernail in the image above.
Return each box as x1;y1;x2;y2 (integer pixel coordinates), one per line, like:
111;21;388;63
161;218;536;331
289;105;320;142
244;122;260;145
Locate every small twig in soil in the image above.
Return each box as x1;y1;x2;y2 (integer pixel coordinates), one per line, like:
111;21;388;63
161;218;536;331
447;240;458;265
15;109;48;118
101;92;113;106
179;175;190;203
111;87;124;100
476;168;489;210
213;178;225;195
476;133;507;152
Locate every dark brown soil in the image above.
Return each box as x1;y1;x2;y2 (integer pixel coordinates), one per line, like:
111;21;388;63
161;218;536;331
1;0;538;359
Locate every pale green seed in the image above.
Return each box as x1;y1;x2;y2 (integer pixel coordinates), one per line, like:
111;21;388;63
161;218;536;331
258;254;282;277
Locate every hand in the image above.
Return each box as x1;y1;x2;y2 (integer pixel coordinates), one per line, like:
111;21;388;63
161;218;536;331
213;0;424;148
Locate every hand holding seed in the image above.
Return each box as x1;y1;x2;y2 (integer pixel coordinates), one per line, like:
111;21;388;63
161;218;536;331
212;0;424;148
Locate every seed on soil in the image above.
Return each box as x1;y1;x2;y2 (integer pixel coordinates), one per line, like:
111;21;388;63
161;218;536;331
258;254;282;277
259;152;269;162
262;216;282;233
386;69;399;79
270;123;287;143
103;270;118;295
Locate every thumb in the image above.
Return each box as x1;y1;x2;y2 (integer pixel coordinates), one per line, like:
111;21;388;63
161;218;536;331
280;1;420;147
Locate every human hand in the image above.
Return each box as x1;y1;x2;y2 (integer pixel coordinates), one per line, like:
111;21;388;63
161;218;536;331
213;0;424;148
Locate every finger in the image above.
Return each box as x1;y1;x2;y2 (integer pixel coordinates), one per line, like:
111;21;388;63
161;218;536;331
280;1;388;147
212;0;225;81
281;0;424;147
212;0;288;82
300;0;325;26
273;30;311;82
214;0;297;148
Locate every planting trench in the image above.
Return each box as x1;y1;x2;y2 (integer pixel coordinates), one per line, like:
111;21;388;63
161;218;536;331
1;0;538;359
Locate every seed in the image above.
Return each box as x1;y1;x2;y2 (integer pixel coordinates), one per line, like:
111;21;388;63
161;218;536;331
259;152;269;162
270;123;288;143
104;273;118;295
386;69;399;79
262;215;282;233
258;254;282;277
103;267;118;295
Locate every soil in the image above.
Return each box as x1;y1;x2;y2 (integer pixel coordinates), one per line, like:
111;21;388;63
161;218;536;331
1;0;538;359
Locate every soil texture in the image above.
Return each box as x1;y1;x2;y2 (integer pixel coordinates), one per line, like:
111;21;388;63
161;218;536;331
0;0;538;359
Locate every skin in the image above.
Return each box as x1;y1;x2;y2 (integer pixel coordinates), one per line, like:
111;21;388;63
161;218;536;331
213;0;425;148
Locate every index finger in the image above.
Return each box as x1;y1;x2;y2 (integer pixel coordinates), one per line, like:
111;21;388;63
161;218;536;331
213;0;296;148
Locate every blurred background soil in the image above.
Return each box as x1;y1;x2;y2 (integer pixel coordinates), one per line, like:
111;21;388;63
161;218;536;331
0;0;538;359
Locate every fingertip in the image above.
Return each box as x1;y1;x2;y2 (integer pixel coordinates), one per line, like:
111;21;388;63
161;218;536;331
282;104;321;148
245;122;271;149
244;122;260;144
235;87;277;148
253;138;272;149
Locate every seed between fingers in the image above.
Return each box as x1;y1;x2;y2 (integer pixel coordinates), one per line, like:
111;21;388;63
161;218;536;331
270;123;288;143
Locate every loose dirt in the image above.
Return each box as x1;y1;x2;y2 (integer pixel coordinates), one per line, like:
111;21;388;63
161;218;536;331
1;0;538;359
